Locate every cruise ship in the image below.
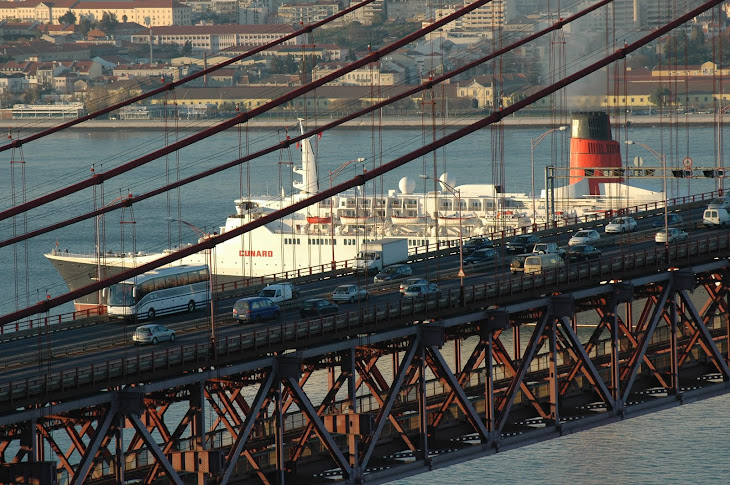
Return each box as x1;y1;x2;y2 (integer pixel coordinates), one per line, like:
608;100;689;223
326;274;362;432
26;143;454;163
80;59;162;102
46;112;663;310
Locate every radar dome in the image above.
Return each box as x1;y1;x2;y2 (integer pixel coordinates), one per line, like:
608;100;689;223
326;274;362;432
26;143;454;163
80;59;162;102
439;173;456;192
399;176;416;194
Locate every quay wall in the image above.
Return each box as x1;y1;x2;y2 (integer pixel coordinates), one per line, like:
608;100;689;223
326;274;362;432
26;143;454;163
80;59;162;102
2;115;721;132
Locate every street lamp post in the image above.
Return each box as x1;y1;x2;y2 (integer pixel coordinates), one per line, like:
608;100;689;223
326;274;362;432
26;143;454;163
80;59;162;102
328;157;365;268
531;126;567;224
419;174;465;306
625;140;669;262
165;217;216;349
717;105;730;195
94;193;134;311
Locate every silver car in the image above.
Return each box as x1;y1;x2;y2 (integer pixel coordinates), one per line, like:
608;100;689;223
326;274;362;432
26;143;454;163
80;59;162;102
132;324;176;345
655;227;688;244
332;284;369;303
402;283;441;299
399;277;429;294
604;217;637;233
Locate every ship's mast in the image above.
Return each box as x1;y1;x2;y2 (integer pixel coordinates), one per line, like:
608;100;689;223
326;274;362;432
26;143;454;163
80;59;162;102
293;118;319;195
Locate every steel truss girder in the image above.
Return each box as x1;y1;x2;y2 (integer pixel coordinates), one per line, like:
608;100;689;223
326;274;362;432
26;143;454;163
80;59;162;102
360;334;420;472
429;339;488;429
357;359;419;454
491;329;551;420
495;312;550;433
678;290;730;379
621;283;672;403
284;377;352;477
218;370;275;484
3;263;730;485
555;317;615;409
66;393;185;485
426;346;490;441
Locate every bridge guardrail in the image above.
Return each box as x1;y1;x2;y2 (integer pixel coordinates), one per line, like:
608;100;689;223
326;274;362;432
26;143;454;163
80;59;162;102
0;191;717;340
1;229;729;409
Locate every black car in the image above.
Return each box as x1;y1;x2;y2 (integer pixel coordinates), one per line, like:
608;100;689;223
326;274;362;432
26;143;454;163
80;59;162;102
373;264;413;283
462;237;494;255
567;244;602;262
464;247;498;265
651;213;683;228
505;234;540;254
299;298;339;318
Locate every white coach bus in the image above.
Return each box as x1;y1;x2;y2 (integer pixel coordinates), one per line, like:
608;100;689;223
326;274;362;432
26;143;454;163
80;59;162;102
105;265;210;320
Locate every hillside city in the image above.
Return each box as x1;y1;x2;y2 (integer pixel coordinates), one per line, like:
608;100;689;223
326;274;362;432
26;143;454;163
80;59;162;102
0;0;728;120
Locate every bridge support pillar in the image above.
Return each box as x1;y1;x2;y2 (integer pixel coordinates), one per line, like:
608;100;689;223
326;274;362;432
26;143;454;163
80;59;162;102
191;382;208;485
115;415;124;485
18;419;38;463
418;339;429;463
548;297;574;429
669;288;680;396
418;326;443;463
483;310;509;443
548;319;560;429
611;283;633;412
344;348;361;479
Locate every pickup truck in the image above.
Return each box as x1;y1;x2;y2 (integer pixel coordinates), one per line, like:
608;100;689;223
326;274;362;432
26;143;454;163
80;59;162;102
531;242;566;259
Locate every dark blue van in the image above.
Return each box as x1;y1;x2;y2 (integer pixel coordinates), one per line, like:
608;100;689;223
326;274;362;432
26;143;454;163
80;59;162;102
232;297;280;323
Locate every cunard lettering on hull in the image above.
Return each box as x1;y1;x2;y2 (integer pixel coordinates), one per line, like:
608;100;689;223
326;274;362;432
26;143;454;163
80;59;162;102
239;250;274;257
44;113;664;311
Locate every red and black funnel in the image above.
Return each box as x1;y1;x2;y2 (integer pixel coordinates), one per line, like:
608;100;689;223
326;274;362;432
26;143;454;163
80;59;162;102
569;112;623;195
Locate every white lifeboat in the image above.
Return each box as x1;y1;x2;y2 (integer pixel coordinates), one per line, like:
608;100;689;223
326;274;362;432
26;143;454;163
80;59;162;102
390;214;430;225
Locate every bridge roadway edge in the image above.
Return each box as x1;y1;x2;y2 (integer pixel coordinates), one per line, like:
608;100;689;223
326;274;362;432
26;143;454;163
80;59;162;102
2;237;729;414
2;208;730;483
0;195;709;346
360;380;730;485
1;251;729;483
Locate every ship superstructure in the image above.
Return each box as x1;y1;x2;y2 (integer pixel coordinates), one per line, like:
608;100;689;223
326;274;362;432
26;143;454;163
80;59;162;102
46;112;663;310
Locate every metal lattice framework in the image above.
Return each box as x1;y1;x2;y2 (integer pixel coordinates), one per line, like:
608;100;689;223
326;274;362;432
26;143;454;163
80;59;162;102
1;260;729;484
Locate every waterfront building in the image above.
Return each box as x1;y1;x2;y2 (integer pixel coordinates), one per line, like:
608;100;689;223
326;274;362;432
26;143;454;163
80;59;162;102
11;102;86;118
312;61;406;87
130;24;303;54
0;0;192;26
277;1;341;25
220;43;344;62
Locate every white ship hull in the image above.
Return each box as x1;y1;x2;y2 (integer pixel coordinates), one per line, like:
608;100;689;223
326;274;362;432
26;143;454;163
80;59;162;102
45;115;664;310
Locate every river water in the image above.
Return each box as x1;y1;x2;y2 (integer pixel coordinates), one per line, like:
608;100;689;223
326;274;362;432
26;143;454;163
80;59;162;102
0;120;727;481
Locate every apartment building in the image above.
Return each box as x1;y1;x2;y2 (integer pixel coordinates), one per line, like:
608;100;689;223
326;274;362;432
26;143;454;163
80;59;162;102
130;24;302;53
277;1;341;24
0;0;192;26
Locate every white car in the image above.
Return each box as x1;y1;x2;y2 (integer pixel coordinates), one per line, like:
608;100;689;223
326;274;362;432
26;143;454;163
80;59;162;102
132;324;175;345
604;216;638;233
402;283;441;299
655;227;688;244
332;284;369;303
399;277;429;294
568;229;601;246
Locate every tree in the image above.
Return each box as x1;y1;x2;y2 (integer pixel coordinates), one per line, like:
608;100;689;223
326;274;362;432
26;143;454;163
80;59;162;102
181;40;192;56
78;18;93;36
649;87;671;107
59;11;76;25
99;11;119;32
122;14;128;23
23;86;40;104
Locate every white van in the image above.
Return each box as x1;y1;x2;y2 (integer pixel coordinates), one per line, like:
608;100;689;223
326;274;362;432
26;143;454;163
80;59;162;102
703;208;730;228
258;283;294;303
523;253;565;275
707;197;730;210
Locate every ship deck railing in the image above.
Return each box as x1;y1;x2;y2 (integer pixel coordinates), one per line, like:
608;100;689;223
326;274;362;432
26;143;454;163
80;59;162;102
6;189;718;336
